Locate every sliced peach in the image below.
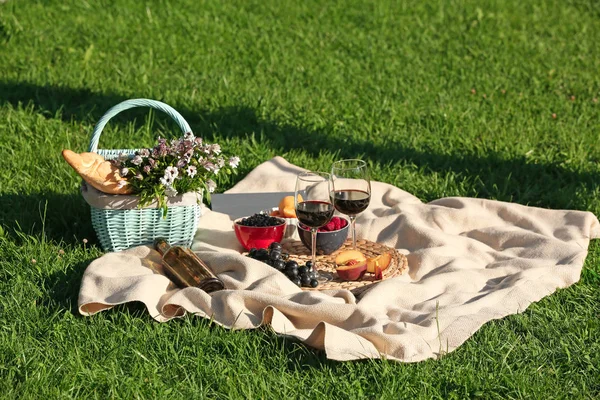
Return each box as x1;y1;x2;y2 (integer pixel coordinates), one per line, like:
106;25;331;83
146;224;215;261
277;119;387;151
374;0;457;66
366;252;392;274
335;250;367;267
373;263;384;280
336;260;367;281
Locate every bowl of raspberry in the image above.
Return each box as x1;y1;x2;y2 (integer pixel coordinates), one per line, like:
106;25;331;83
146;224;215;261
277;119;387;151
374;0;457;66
298;216;349;255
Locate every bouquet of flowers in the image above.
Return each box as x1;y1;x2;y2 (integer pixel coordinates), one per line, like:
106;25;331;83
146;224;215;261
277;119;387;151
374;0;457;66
111;131;239;215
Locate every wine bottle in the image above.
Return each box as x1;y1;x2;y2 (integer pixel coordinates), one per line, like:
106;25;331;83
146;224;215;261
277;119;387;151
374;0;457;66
154;238;224;292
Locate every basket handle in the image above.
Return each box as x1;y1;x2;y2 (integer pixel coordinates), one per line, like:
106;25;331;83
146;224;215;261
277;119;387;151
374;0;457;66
88;98;192;153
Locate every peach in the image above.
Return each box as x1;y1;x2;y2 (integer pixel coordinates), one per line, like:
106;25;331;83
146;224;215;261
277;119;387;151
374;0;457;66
373;263;384;280
334;250;367;267
278;195;303;218
366;252;392;274
336;261;367;281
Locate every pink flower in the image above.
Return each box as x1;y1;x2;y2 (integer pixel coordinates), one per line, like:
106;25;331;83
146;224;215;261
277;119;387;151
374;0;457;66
202;161;216;172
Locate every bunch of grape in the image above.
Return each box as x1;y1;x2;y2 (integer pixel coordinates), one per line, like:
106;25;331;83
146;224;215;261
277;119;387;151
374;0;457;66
247;242;319;288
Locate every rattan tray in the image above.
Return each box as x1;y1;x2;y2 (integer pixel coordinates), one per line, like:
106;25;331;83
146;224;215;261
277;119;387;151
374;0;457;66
281;239;408;296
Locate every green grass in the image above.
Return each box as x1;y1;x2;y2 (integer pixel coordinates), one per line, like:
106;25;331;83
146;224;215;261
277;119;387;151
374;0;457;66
1;0;600;398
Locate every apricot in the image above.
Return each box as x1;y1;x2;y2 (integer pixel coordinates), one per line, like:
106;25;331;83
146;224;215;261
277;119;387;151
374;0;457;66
278;195;303;218
366;252;392;274
335;250;367;267
281;207;297;218
336;261;367;281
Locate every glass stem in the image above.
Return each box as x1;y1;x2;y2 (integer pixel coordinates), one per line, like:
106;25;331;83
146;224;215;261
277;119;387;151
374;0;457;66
350;215;357;249
311;227;318;272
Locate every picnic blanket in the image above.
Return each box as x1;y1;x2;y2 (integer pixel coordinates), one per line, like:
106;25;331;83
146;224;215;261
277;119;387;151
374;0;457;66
78;157;600;362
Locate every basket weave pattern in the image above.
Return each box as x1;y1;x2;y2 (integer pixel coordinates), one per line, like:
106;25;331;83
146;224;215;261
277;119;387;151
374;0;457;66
282;239;409;296
86;99;202;252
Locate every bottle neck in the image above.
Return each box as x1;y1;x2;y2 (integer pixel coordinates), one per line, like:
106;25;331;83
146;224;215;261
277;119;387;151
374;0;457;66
154;238;171;256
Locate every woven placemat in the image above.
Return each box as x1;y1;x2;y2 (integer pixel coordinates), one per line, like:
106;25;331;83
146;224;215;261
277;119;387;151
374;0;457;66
281;239;408;296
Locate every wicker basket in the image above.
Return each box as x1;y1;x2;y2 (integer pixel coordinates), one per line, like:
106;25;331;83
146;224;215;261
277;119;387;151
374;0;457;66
85;98;202;252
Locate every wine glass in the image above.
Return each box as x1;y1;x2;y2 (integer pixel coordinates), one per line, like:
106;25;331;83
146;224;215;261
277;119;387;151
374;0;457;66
295;171;334;282
330;159;371;249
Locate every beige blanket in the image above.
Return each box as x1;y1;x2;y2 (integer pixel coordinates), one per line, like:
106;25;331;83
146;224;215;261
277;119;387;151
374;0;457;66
78;157;600;362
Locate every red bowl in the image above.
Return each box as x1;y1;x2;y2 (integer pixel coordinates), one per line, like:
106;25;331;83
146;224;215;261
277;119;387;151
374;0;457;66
233;217;286;250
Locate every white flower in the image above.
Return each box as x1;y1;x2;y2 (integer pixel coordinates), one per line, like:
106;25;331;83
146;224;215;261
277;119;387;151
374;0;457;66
139;149;150;157
206;179;216;193
186;165;197;178
184;131;195;141
165;185;178;197
118;153;129;162
132;155;143;165
165;166;179;179
117;180;128;189
228;156;240;168
135;173;143;180
217;157;225;168
210;144;221;155
160;174;174;186
120;167;129;177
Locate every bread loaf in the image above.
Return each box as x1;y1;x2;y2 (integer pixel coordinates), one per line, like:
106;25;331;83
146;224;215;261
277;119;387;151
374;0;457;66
62;149;133;195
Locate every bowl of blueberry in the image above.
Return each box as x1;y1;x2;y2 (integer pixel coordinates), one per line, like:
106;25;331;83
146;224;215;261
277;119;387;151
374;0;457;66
234;213;287;250
247;242;319;288
298;216;349;255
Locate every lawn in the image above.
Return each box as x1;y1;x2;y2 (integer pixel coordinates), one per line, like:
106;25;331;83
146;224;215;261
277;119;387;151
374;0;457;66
1;0;599;398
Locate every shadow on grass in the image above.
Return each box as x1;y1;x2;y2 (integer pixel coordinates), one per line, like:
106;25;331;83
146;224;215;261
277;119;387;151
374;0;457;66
0;192;95;245
42;258;94;314
2;80;599;211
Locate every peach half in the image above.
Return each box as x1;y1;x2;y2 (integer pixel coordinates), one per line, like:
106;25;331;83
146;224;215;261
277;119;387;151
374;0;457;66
366;252;392;274
334;250;367;267
336;261;368;281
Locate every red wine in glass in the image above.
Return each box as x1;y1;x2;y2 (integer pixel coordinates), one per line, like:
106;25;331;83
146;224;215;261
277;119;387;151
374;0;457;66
295;171;334;283
331;159;371;249
330;189;370;215
296;200;334;228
